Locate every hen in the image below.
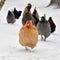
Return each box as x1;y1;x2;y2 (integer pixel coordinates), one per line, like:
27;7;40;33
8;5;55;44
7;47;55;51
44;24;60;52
48;17;56;33
7;10;16;24
19;20;38;49
37;16;51;41
23;3;32;17
32;7;39;26
22;3;35;25
13;8;22;19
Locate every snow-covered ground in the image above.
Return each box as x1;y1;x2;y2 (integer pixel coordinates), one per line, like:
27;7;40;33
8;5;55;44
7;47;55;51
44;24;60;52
0;0;60;60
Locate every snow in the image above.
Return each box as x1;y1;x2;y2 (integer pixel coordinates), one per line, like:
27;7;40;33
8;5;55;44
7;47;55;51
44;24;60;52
0;0;60;60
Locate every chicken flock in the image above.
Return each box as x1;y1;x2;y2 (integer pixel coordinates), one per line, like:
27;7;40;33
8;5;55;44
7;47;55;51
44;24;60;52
6;3;56;50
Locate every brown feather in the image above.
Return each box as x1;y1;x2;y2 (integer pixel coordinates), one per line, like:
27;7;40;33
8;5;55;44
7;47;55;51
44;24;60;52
19;20;38;49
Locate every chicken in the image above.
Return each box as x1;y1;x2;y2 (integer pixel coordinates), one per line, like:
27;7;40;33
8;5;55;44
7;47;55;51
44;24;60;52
7;10;16;24
13;8;22;19
37;16;51;41
23;3;32;17
48;17;56;33
22;3;36;25
22;12;35;25
32;7;39;26
19;20;38;49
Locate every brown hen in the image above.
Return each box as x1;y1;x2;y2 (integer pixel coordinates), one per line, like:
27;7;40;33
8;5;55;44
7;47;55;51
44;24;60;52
19;20;38;49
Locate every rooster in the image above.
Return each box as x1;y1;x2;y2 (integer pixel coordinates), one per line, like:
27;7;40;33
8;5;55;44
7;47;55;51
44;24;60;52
48;17;56;33
32;7;39;26
37;15;51;41
19;20;38;49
